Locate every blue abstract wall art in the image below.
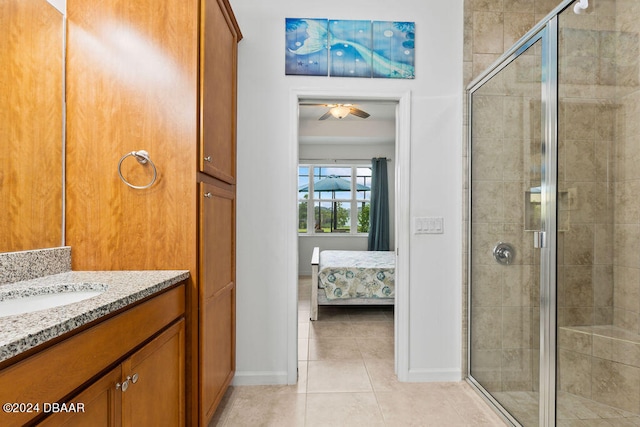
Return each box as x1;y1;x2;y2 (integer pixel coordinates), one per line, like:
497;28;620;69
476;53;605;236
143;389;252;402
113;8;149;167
372;21;415;79
329;20;372;78
285;18;329;76
285;18;415;79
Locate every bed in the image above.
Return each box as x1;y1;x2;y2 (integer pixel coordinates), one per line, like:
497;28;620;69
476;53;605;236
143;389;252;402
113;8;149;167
310;247;395;320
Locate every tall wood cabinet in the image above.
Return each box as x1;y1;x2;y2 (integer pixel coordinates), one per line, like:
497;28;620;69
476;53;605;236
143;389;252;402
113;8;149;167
65;0;241;424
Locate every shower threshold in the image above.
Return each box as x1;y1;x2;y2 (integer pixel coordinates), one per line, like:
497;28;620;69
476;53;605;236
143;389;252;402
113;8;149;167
490;390;640;426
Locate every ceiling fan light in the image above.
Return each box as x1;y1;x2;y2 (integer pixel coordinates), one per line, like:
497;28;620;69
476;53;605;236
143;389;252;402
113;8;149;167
330;105;351;119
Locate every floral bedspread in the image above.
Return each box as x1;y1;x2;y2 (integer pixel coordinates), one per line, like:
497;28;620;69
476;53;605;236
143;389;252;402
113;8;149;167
318;250;395;300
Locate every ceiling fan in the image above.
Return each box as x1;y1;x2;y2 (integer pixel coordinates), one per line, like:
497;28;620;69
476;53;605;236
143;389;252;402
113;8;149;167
301;103;371;120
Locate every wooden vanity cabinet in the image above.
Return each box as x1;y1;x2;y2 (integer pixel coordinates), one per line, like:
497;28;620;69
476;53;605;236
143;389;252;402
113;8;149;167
0;284;185;427
40;319;185;427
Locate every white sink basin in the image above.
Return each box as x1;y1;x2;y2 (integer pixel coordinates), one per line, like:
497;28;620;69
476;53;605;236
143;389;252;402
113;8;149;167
0;283;108;318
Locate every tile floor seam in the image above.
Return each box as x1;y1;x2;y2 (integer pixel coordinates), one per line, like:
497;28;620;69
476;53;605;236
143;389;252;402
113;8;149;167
365;357;391;426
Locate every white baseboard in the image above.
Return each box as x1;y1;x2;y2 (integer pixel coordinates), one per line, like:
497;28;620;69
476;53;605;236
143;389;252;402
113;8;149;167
404;368;462;382
232;368;461;386
298;267;312;276
232;371;290;386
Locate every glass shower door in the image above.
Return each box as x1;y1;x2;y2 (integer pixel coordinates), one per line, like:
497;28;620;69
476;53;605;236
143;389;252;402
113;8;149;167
554;3;640;424
468;32;545;427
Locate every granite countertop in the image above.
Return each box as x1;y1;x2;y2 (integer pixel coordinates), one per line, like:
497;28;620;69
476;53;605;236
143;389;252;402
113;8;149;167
0;270;189;363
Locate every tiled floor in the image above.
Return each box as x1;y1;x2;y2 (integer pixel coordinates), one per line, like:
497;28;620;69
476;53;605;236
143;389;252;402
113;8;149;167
209;276;506;426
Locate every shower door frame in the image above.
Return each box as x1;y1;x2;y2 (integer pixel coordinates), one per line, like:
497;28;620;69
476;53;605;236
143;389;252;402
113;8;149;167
466;1;572;425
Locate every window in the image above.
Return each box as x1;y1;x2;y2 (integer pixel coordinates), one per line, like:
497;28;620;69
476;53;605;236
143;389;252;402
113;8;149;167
298;164;371;234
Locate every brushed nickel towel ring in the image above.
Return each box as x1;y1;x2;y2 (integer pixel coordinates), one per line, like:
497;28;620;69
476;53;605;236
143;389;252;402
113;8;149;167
117;150;157;190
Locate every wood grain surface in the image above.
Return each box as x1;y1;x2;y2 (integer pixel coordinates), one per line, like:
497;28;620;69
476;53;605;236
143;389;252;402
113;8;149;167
65;0;198;272
0;0;63;252
200;0;240;184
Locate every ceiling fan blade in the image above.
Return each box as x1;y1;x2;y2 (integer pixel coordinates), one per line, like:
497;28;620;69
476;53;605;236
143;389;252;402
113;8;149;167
349;107;370;118
318;110;332;120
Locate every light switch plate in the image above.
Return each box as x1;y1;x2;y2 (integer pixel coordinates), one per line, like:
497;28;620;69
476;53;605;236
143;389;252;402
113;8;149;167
414;217;444;234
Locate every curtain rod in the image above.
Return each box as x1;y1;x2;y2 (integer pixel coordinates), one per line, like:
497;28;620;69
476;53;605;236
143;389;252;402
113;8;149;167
300;158;391;163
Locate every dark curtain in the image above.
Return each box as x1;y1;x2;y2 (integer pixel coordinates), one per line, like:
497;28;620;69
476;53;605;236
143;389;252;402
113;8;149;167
368;157;390;251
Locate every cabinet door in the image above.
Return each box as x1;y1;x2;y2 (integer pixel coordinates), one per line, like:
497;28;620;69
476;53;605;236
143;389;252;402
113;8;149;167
38;366;122;427
201;285;235;423
199;181;235;423
122;319;185;427
199;182;235;299
200;0;240;183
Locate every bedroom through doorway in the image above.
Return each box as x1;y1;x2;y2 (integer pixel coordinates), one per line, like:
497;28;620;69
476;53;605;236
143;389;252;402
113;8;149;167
295;98;400;380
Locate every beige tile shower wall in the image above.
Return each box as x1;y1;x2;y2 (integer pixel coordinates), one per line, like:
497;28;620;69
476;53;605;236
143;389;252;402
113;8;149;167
613;1;640;335
557;1;640;410
557;3;617;329
556;96;616;326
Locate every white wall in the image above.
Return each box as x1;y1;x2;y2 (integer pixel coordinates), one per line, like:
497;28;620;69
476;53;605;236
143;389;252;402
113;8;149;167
231;0;464;384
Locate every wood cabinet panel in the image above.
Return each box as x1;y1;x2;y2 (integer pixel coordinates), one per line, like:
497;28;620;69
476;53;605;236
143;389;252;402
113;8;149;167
0;0;63;252
200;284;235;423
124;319;185;427
65;0;198;272
200;0;240;183
199;182;235;299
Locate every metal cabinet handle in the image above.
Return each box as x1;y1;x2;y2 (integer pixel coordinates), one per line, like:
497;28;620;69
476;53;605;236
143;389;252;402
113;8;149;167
131;373;139;384
116;376;131;392
493;242;514;265
204;192;212;198
204;156;212;162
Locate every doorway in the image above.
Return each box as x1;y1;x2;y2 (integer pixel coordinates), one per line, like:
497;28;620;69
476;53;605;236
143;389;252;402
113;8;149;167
288;90;411;384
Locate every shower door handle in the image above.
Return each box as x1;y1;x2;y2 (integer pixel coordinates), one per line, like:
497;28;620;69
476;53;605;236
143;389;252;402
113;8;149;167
533;231;546;248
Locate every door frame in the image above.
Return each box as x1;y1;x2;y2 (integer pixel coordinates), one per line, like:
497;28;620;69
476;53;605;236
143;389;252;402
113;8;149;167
287;89;412;383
